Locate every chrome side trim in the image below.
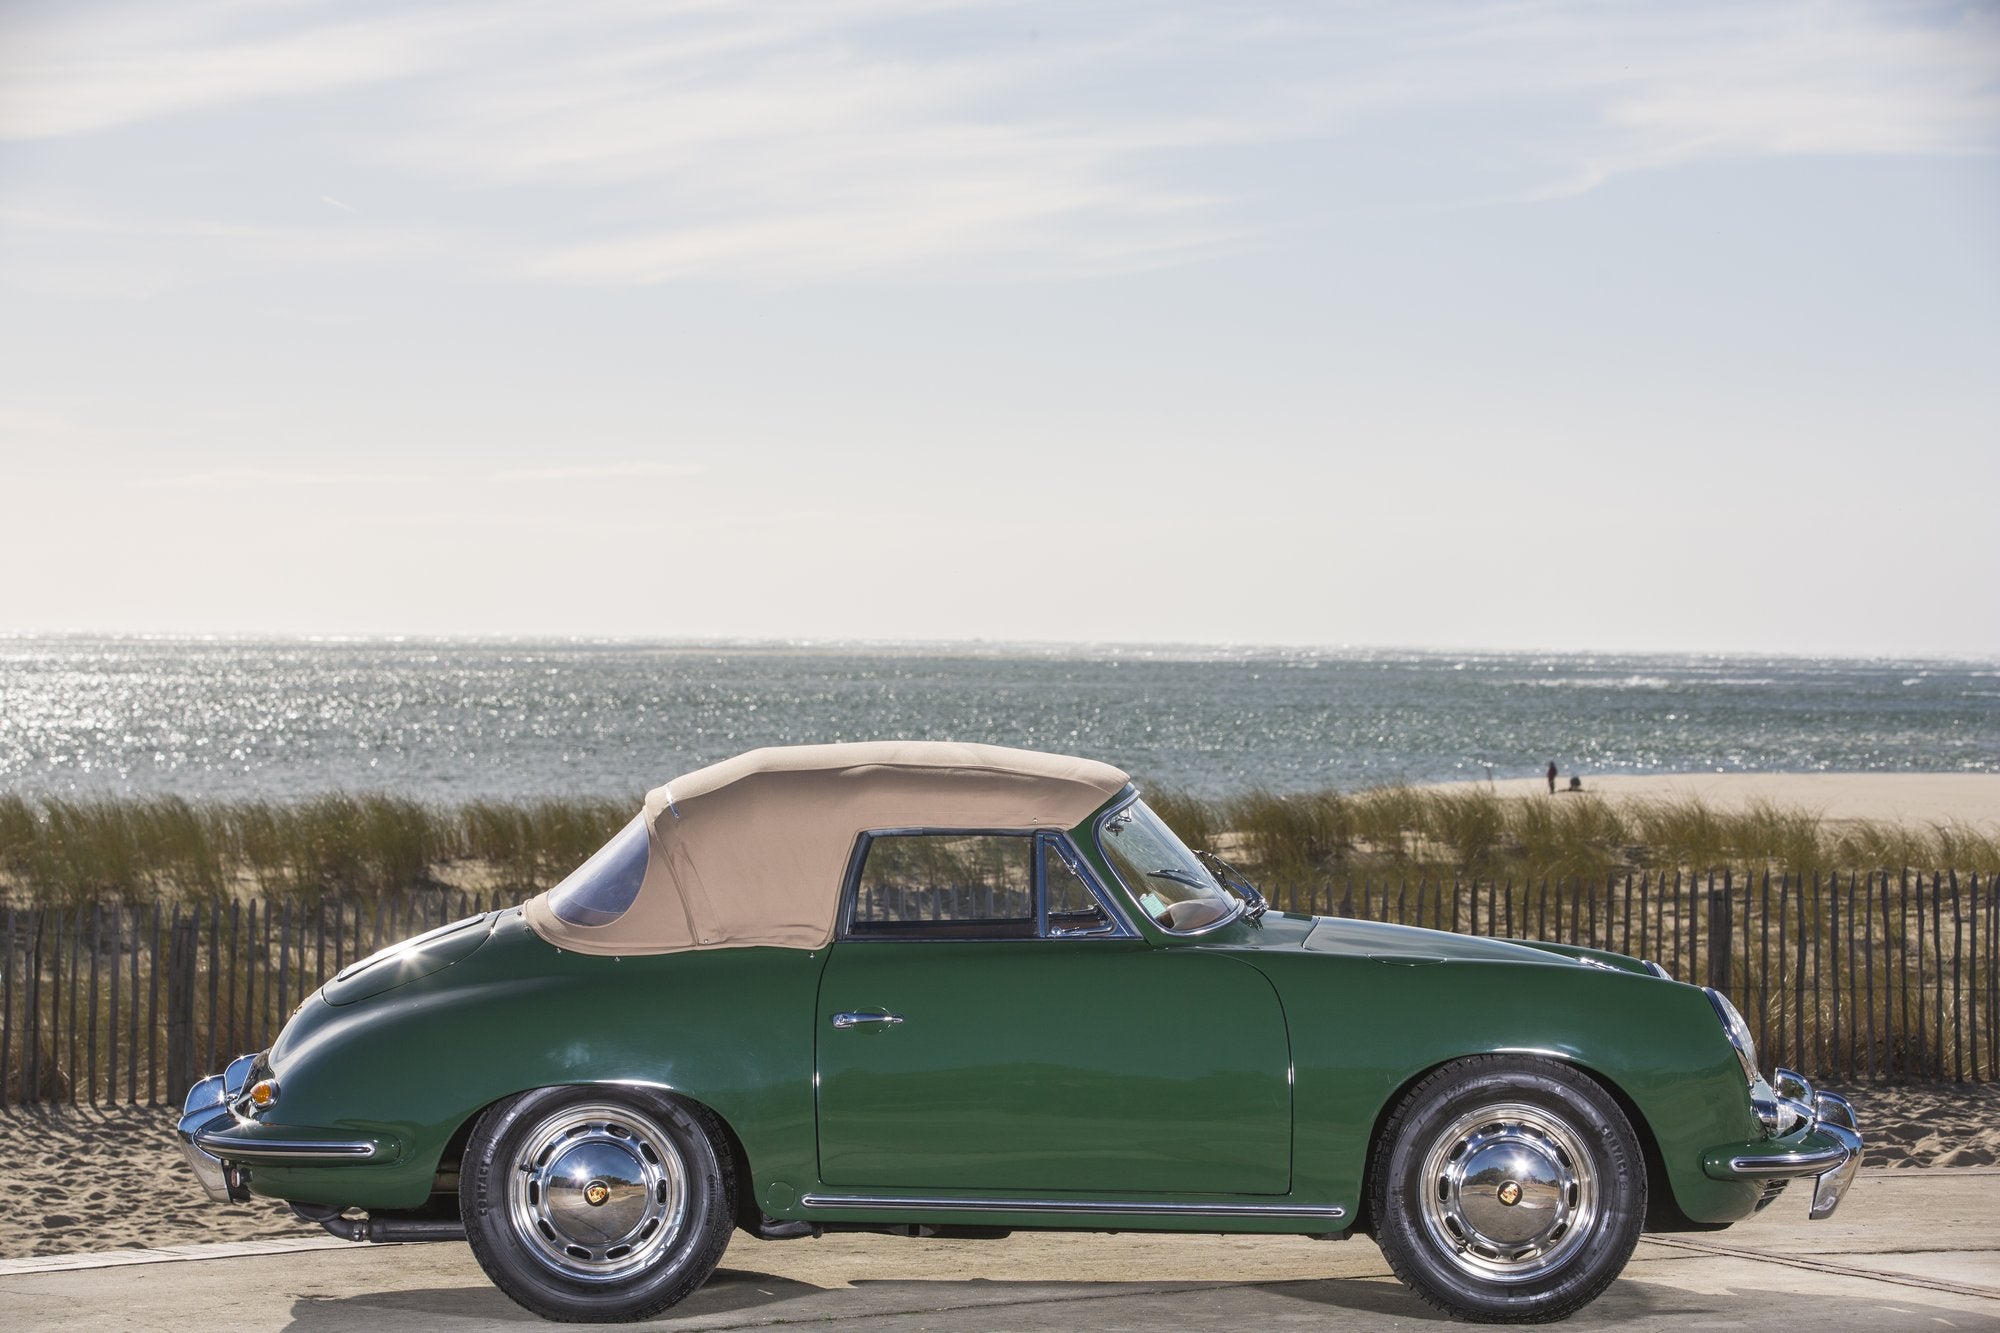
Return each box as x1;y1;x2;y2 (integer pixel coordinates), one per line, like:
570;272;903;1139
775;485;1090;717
193;1133;381;1161
799;1193;1347;1221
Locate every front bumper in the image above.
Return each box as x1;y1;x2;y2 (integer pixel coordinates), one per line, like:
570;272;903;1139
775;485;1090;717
1703;1068;1864;1219
176;1052;391;1205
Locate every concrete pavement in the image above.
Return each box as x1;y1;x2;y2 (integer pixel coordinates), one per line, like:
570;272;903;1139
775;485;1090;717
2;1168;1995;1331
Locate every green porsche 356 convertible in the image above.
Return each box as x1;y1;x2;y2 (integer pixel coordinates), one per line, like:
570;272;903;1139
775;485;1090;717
177;742;1861;1323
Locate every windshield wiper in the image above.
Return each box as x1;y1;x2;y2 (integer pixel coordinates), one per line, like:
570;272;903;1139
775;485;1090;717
1147;867;1210;890
1195;850;1268;922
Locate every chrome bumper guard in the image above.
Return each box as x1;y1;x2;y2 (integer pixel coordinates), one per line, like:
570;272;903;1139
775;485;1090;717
177;1054;259;1203
1721;1067;1863;1220
177;1052;386;1205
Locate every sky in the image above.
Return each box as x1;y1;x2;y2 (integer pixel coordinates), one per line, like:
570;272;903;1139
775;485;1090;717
2;0;1996;655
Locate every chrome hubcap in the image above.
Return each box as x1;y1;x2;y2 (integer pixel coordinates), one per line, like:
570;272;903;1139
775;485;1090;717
507;1101;687;1283
1418;1101;1596;1283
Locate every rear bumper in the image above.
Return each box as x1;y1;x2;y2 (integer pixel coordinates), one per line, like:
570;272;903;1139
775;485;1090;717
176;1053;391;1205
1702;1068;1864;1220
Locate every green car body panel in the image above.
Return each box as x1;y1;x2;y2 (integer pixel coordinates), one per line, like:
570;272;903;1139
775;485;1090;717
236;793;1790;1233
255;911;825;1212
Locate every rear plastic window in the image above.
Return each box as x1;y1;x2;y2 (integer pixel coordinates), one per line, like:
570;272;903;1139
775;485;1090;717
547;815;650;927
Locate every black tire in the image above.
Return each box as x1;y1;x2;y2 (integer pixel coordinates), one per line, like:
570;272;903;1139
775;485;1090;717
460;1086;736;1323
1368;1056;1646;1324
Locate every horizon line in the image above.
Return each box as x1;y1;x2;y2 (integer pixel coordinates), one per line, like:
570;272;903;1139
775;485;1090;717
2;629;1997;665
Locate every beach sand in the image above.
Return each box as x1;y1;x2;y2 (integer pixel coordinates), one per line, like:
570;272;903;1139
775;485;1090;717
4;1083;1995;1260
1425;773;2000;827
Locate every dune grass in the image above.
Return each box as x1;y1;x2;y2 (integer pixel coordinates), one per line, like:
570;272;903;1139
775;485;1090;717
0;792;633;905
2;783;1997;906
1155;785;2000;885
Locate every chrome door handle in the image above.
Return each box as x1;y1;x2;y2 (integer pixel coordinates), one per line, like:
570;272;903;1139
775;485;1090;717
831;1011;905;1029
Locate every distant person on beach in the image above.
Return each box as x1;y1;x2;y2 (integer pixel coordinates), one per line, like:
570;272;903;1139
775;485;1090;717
1547;761;1558;794
1568;775;1583;792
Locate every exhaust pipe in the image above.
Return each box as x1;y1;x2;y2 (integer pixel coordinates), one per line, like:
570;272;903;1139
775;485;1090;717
290;1202;465;1243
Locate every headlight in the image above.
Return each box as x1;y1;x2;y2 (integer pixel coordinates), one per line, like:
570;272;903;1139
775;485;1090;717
1704;987;1759;1086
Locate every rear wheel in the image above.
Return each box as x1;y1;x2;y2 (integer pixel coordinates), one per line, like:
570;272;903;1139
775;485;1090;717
461;1086;735;1322
1369;1056;1645;1323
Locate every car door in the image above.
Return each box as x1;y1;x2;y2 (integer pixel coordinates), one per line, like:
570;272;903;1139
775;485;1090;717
815;830;1292;1196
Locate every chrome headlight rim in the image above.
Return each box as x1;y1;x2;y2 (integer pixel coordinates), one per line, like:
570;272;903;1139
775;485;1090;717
1703;986;1759;1087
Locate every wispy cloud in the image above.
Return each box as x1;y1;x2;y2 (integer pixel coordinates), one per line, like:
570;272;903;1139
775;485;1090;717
134;468;435;490
489;462;706;483
0;204;444;262
1480;3;2000;198
0;0;476;141
4;1;1993;285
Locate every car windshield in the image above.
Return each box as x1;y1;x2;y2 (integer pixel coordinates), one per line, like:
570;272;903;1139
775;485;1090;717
1095;798;1239;933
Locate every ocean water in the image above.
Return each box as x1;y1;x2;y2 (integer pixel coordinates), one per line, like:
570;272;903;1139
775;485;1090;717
1;636;1995;802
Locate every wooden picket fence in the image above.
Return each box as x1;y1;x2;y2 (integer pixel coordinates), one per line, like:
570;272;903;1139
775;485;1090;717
0;891;500;1108
0;871;1993;1107
1262;869;1995;1085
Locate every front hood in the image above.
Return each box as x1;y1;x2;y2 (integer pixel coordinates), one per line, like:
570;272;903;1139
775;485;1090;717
321;911;497;1005
1299;916;1622;968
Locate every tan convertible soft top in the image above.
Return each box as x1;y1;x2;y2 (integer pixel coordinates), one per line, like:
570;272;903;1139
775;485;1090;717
522;742;1130;956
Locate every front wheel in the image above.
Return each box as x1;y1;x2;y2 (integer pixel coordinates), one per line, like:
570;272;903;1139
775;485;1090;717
461;1086;736;1322
1369;1056;1646;1323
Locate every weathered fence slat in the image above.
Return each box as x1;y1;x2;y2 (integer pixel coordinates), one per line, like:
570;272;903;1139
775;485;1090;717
1976;872;1992;1080
125;905;139;1103
166;909;196;1106
107;907;121;1104
205;903;220;1076
1760;872;1776;1072
1857;875;1873;1080
1932;875;1946;1081
1950;871;1963;1083
48;911;64;1102
1878;873;1897;1081
87;905;101;1105
2;910;15;1102
26;911;44;1101
278;900;293;1033
146;904;163;1104
1707;877;1732;992
67;908;81;1104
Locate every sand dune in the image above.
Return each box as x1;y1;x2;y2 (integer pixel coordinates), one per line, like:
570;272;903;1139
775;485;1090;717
1426;773;2000;827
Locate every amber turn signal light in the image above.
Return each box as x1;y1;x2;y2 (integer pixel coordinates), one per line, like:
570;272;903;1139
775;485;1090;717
249;1079;279;1108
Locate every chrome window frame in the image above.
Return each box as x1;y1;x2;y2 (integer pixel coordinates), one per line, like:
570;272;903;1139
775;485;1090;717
837;826;1136;942
1091;791;1246;938
1038;830;1138;939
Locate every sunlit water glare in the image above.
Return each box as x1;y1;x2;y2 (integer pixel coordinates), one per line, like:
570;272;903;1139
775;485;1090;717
2;637;1995;800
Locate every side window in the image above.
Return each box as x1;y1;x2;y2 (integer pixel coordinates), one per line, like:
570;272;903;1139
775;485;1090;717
1042;837;1115;937
545;815;650;927
849;834;1035;938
